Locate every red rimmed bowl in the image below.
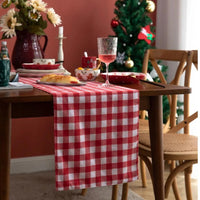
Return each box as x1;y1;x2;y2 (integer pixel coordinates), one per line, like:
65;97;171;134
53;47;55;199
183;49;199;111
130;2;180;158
22;63;60;70
101;72;146;84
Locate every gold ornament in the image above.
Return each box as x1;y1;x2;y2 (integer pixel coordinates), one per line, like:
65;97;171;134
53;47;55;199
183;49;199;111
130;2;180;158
125;57;134;69
146;0;155;13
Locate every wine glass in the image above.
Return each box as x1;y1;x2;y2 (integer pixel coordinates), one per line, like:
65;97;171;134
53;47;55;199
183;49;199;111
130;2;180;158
97;37;118;86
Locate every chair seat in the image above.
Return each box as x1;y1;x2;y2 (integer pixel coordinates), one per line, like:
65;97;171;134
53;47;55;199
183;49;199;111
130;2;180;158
139;119;169;134
139;132;198;160
139;119;149;133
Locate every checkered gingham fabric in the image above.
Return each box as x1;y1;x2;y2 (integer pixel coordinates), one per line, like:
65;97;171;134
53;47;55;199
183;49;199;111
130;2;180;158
20;78;139;191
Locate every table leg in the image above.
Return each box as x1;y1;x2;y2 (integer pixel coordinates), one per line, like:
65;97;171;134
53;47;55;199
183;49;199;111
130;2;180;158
0;103;11;200
121;183;128;200
81;189;87;196
148;96;164;200
112;185;118;200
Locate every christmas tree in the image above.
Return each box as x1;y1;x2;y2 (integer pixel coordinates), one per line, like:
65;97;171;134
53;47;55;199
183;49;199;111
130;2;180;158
109;0;155;72
108;0;175;123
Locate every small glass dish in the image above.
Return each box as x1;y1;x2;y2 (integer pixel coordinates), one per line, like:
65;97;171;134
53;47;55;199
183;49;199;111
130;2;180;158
75;67;100;81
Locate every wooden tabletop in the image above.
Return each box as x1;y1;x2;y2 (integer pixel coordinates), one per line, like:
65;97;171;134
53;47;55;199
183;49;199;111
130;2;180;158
0;79;191;200
0;81;191;103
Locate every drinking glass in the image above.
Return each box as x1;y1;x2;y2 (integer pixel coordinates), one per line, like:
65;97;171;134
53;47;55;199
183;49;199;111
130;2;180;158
97;37;118;86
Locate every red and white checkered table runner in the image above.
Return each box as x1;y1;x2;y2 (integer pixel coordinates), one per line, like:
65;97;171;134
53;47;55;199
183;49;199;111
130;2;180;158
20;78;139;191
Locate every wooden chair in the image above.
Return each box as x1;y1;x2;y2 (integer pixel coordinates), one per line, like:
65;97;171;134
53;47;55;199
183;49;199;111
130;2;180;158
139;49;198;200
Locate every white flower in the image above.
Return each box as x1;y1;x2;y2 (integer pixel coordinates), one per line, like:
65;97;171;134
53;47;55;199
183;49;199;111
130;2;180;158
10;16;21;29
47;8;61;27
30;0;47;12
1;0;12;8
0;8;21;38
25;1;31;7
28;10;41;21
0;0;62;38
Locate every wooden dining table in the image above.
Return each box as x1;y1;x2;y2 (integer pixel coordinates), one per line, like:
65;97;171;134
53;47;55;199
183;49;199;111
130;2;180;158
0;79;191;200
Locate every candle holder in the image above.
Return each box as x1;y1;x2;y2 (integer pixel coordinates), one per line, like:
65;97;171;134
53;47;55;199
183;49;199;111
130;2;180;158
57;36;71;75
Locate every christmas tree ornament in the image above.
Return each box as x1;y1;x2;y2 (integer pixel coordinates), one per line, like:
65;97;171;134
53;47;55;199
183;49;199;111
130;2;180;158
138;25;155;44
125;57;134;69
116;52;125;64
146;0;155;12
111;18;119;28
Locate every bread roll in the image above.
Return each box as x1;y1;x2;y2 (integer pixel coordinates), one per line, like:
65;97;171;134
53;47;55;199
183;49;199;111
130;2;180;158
40;74;80;84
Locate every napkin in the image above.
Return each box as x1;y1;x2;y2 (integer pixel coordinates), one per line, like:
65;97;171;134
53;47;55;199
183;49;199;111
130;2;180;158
0;82;33;90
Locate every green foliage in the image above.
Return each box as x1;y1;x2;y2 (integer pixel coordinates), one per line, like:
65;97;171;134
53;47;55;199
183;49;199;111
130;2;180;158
108;0;184;124
109;0;155;72
177;101;184;116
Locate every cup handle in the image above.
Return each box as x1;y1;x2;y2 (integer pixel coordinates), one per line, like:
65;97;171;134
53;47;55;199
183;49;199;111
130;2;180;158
41;35;48;53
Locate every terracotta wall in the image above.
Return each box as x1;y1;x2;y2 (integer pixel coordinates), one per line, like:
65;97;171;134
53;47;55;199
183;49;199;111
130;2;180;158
8;0;156;158
10;0;116;158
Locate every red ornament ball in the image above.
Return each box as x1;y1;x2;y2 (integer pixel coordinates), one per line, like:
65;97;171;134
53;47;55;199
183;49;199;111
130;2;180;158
111;19;119;28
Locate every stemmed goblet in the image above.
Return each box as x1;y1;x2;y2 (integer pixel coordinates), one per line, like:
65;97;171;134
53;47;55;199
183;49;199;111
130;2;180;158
97;37;118;87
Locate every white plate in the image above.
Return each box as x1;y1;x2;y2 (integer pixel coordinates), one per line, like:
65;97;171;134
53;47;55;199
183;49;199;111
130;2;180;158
17;68;62;73
16;68;65;77
18;72;64;77
36;80;86;86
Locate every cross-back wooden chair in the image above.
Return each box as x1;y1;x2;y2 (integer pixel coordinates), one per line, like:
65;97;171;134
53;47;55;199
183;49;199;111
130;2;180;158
139;49;198;200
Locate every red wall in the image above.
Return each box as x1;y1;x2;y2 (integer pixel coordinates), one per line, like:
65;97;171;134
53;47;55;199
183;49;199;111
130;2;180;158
10;0;116;158
8;0;156;158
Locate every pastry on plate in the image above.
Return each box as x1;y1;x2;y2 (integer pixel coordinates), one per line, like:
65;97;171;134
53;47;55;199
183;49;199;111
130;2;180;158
40;74;80;84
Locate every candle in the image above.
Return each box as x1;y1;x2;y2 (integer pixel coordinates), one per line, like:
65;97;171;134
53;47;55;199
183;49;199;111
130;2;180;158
59;26;63;37
84;51;88;57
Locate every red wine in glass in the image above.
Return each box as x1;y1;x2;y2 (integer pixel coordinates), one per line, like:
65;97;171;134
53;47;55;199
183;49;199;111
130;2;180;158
97;37;118;86
99;54;116;64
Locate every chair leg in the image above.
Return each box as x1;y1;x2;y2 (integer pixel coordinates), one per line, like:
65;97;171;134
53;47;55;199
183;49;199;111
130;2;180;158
140;158;147;187
170;161;181;200
112;185;118;200
165;160;197;199
185;166;193;200
81;189;87;196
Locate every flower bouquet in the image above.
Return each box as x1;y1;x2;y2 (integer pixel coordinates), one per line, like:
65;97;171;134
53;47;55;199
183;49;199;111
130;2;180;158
0;0;62;39
0;0;62;69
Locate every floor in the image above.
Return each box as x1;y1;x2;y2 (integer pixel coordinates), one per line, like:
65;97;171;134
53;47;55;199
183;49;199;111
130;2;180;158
10;170;143;200
10;161;198;200
129;162;198;200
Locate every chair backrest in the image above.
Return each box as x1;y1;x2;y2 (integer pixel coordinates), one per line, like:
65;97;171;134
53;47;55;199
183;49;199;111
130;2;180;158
183;50;198;134
142;49;197;133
